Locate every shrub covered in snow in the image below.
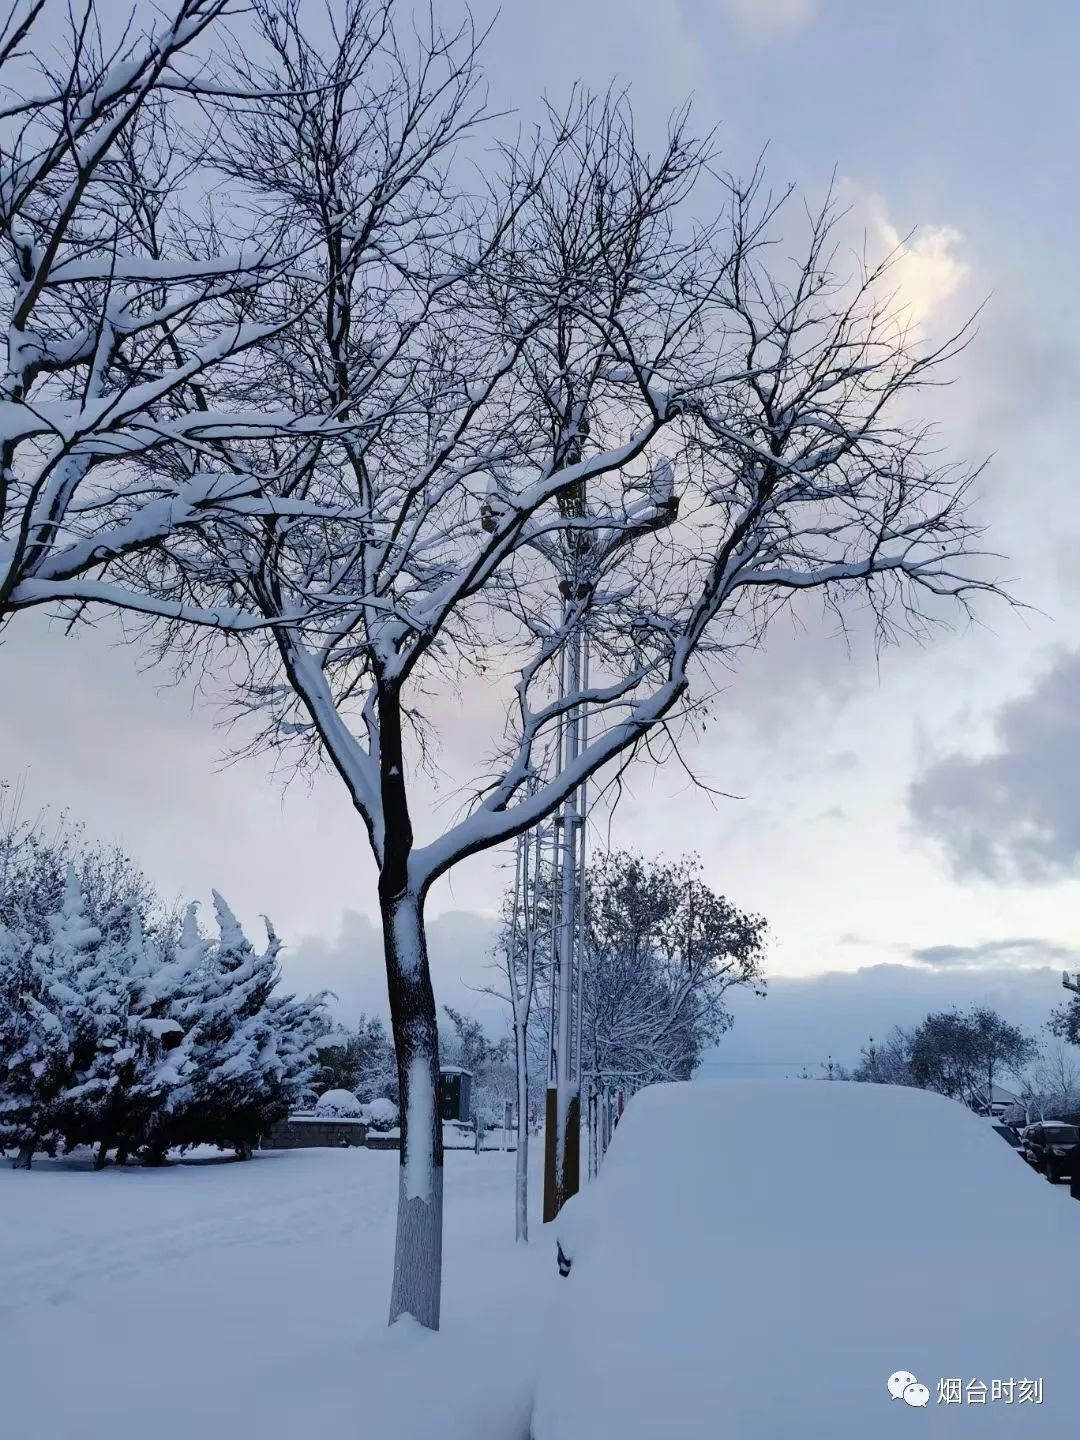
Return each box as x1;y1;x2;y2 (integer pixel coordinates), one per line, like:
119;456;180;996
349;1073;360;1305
0;846;332;1168
362;1097;399;1130
315;1089;364;1118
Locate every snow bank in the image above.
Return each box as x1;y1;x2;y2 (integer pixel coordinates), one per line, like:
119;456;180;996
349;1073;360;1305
533;1079;1080;1440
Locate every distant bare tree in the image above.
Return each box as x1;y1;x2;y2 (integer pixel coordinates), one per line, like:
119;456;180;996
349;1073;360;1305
856;1008;1035;1112
853;1028;914;1086
1014;1041;1080;1126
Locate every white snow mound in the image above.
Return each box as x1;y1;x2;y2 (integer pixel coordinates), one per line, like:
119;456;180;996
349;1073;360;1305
314;1088;363;1117
362;1096;399;1129
533;1079;1080;1440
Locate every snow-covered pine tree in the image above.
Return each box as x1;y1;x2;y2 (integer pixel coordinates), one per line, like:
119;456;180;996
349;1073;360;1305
138;902;213;1163
319;1015;398;1106
35;866;122;1160
163;895;283;1158
263;981;334;1132
0;867;109;1167
82;910;193;1167
0;918;37;1158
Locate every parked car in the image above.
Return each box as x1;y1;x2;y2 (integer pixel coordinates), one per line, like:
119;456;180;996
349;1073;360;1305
1021;1121;1080;1182
533;1080;1079;1439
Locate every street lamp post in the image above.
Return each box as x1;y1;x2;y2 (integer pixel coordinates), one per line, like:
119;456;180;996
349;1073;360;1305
533;442;680;1221
543;461;591;1223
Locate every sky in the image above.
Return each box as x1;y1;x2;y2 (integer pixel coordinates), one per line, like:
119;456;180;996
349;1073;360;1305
4;0;1080;1070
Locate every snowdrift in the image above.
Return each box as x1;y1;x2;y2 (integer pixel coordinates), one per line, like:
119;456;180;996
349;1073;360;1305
532;1079;1080;1439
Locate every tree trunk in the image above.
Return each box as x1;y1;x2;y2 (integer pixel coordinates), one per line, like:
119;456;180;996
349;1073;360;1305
12;1141;33;1170
514;1020;529;1243
94;1139;110;1171
382;887;443;1331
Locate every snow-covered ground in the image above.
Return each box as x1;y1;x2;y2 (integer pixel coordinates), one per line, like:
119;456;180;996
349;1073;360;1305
6;1083;1080;1440
0;1145;555;1440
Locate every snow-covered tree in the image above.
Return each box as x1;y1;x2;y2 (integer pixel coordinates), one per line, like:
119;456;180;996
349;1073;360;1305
0;866;107;1166
854;1009;1037;1113
0;783;162;959
153;895;271;1158
317;1013;398;1105
852;1029;914;1087
61;7;1003;1329
582;853;767;1087
441;1004;514;1128
261;982;334;1132
0;917;47;1160
76;911;191;1167
0;807;328;1165
0;0;364;634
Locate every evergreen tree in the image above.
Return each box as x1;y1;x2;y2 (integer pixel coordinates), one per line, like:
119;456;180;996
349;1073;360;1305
261;984;333;1131
81;912;194;1167
0;918;45;1161
0;799;332;1166
160;896;330;1159
317;1013;398;1104
139;901;214;1163
1;868;106;1167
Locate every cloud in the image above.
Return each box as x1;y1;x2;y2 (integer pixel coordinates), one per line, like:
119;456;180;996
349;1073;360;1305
908;648;1080;882
836;186;969;330
282;906;503;1030
719;0;816;38
813;805;848;823
871;205;969;327
910;938;1080;970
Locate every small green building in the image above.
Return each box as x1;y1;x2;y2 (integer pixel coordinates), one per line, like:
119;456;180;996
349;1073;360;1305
440;1065;473;1122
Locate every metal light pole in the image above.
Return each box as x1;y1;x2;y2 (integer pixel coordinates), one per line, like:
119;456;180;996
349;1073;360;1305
542;435;592;1223
534;440;679;1220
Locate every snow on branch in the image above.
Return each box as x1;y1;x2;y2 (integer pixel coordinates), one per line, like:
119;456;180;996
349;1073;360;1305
0;0;375;630
68;19;1005;899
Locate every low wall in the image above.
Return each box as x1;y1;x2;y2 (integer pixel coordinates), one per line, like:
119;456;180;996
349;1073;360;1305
261;1116;368;1150
260;1116;514;1153
364;1133;401;1151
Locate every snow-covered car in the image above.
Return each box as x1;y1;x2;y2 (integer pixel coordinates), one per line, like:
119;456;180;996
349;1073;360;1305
988;1120;1022;1149
531;1079;1079;1440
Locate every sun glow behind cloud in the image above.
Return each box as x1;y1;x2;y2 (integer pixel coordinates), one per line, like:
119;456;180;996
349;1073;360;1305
872;204;970;328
